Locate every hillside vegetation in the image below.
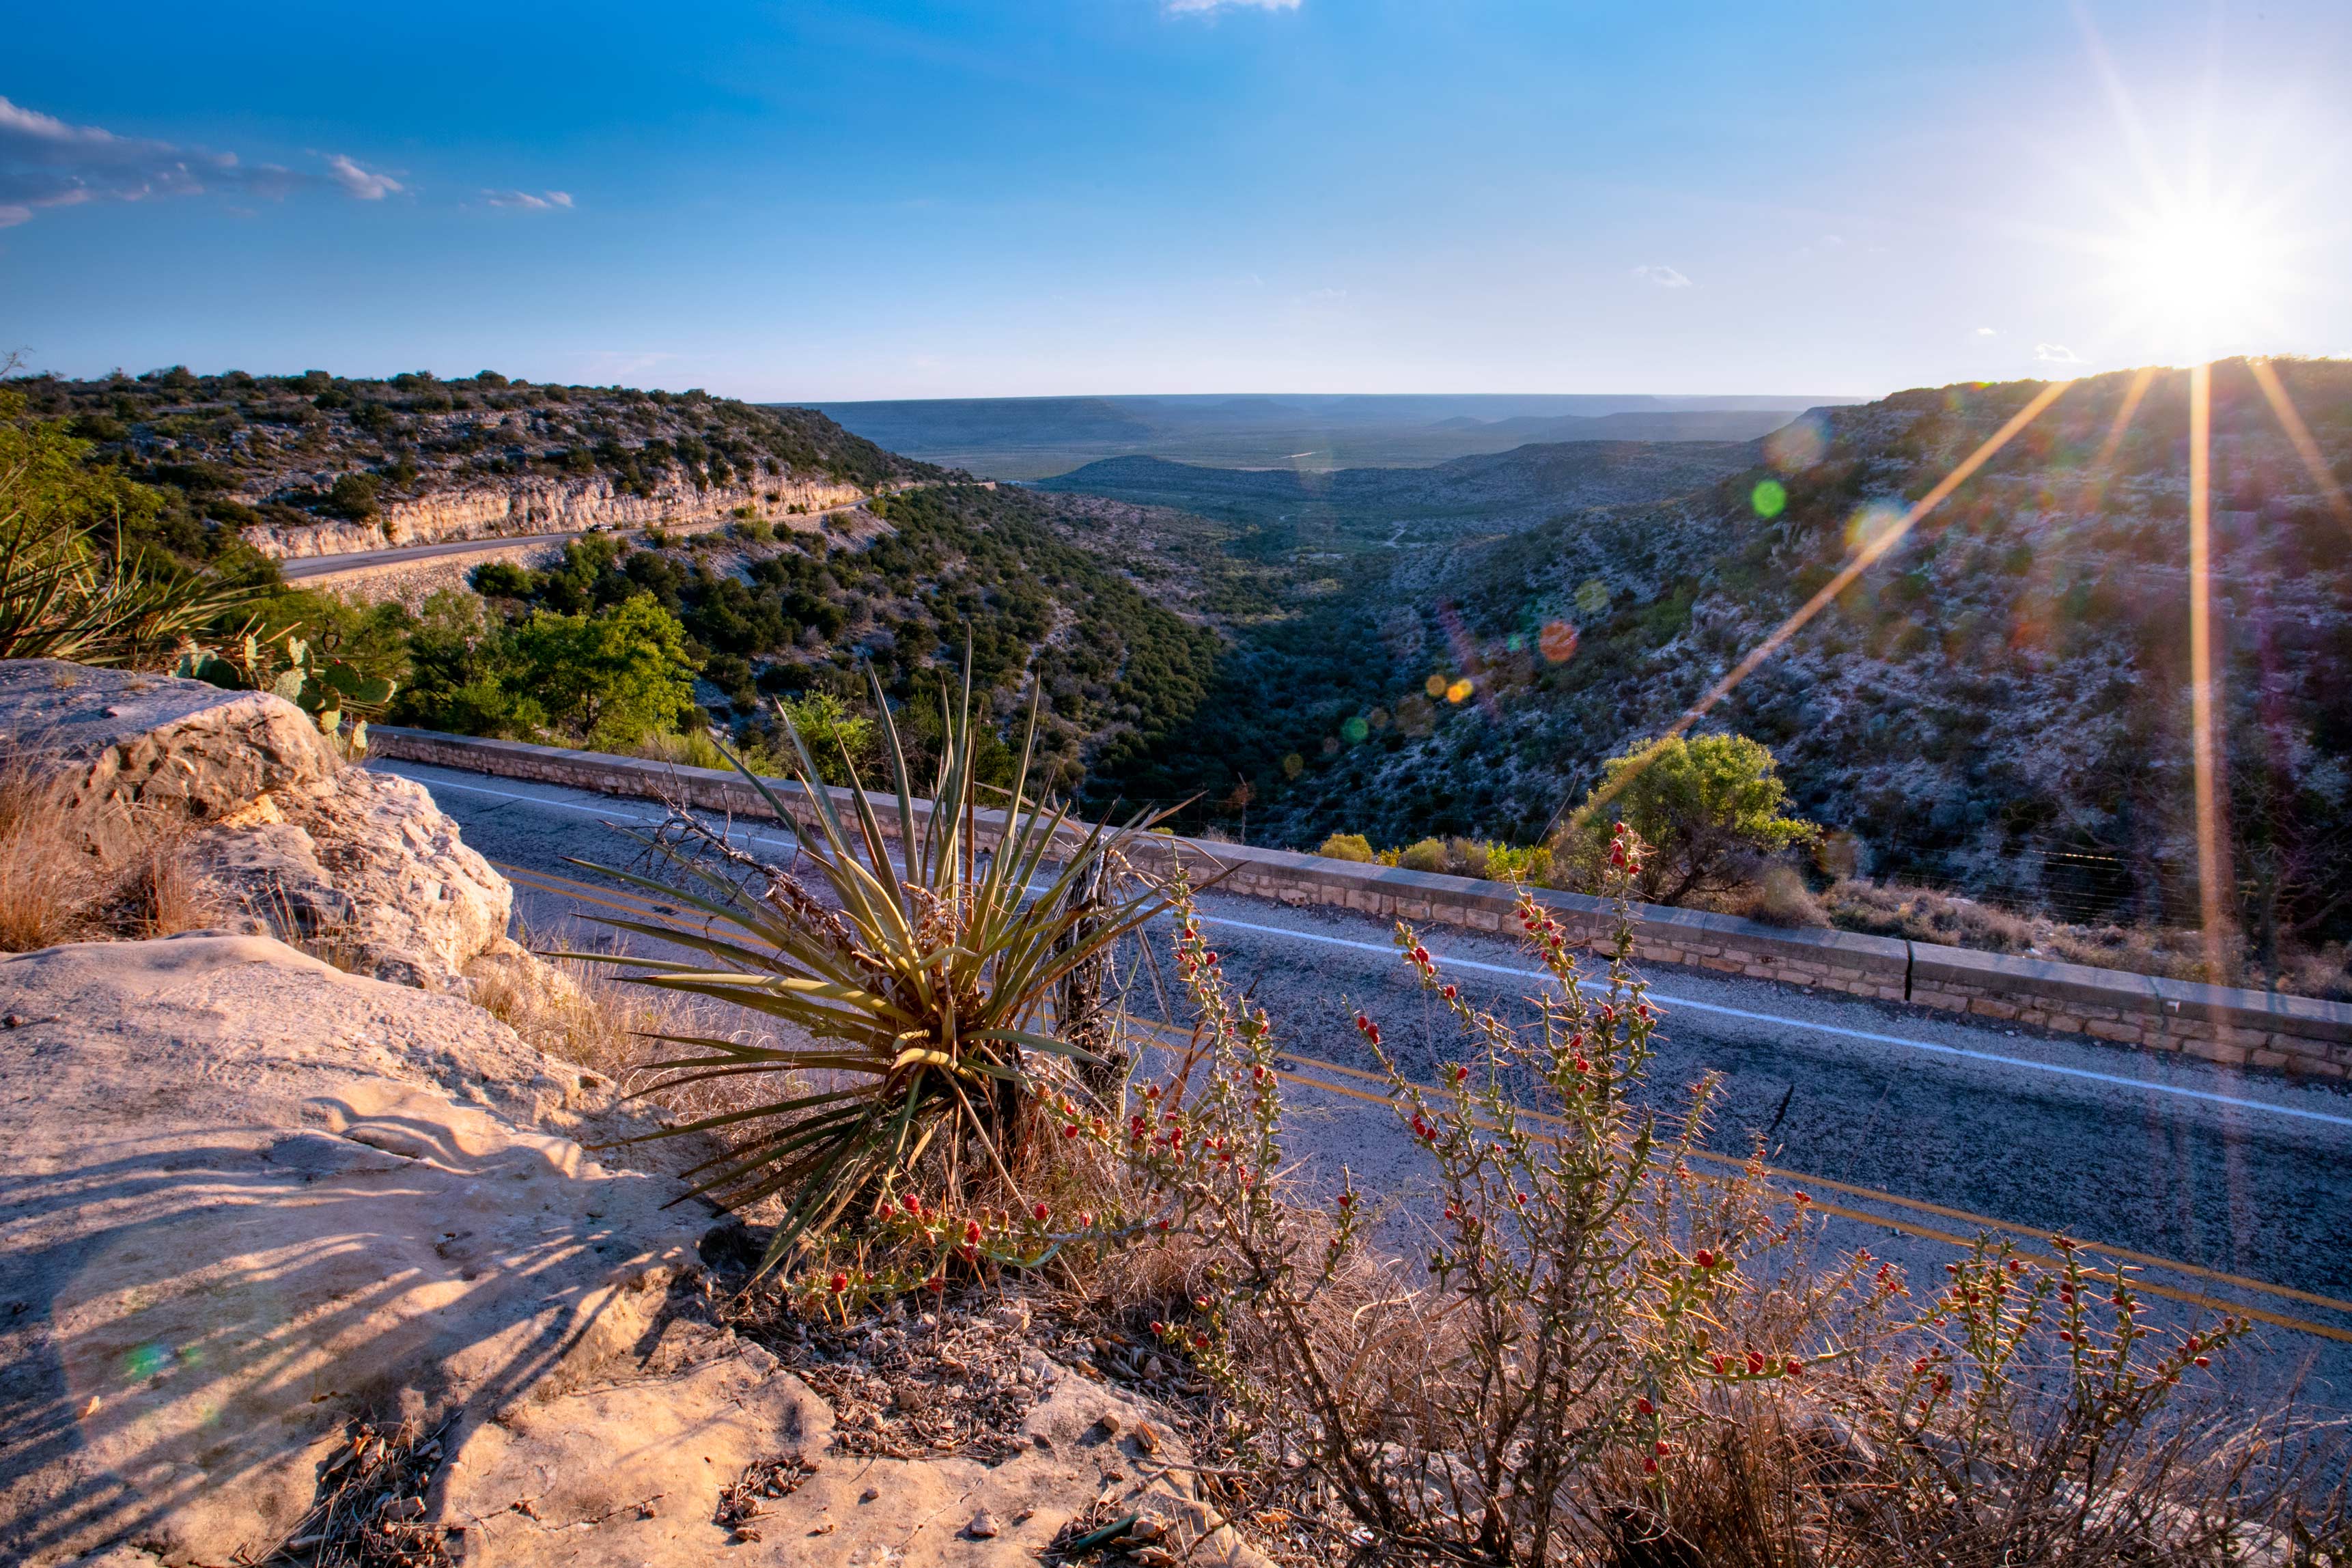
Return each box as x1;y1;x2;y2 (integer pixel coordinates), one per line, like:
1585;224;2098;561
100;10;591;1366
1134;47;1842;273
1061;359;2352;983
396;484;1220;796
5;365;934;570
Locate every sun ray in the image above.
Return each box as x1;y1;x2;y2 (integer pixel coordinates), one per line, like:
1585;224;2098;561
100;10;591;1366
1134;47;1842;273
1555;379;2074;831
2187;361;2232;978
1671;379;2074;738
2244;356;2352;529
2092;365;2157;474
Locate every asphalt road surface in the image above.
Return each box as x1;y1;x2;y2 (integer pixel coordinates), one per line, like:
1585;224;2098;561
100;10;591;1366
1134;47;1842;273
277;503;871;581
378;757;2352;1396
277;530;603;580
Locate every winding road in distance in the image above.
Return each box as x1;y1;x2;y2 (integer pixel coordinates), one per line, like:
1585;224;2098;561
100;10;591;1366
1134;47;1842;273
376;756;2352;1397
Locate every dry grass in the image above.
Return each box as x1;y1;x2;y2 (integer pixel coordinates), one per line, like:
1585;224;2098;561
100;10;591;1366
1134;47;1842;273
0;753;84;952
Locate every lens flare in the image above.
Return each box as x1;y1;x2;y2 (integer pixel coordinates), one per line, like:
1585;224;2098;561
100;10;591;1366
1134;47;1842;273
1844;503;1905;552
1424;673;1448;699
1539;620;1579;663
1574;578;1612;617
1752;479;1788;519
1765;414;1826;473
1444;678;1473;704
1341;714;1369;744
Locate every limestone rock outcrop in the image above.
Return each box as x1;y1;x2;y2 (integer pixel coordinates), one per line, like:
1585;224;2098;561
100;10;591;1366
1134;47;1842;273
242;471;872;561
0;936;1265;1568
0;659;341;845
191;770;512;991
2;660;512;991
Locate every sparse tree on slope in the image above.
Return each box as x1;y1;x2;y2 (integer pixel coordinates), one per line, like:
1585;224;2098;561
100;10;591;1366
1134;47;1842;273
1555;732;1817;906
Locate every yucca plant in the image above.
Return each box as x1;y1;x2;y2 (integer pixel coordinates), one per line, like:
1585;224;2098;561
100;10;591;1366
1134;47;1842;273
572;659;1180;1280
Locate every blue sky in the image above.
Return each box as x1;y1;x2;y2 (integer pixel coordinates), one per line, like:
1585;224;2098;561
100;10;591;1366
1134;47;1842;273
5;1;2349;400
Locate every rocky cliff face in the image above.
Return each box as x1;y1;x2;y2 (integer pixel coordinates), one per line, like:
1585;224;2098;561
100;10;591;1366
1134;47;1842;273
243;470;875;560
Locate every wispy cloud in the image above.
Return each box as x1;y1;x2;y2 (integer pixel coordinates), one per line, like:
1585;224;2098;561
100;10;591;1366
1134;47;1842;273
324;154;403;200
481;188;574;211
0;94;431;227
1166;0;1301;14
1630;264;1692;289
2034;341;2086;365
0;94;296;227
1976;326;2000;336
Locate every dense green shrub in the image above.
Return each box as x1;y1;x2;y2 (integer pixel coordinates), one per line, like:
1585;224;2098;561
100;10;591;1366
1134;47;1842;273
1554;733;1817;906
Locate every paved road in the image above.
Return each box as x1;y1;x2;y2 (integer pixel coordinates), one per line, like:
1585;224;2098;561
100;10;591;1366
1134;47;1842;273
378;758;2352;1392
277;501;873;581
277;529;612;580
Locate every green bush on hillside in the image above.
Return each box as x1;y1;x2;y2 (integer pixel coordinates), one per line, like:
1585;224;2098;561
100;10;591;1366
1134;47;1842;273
1554;732;1817;906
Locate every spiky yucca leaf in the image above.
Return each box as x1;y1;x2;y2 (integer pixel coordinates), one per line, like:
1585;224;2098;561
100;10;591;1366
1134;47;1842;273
571;656;1181;1279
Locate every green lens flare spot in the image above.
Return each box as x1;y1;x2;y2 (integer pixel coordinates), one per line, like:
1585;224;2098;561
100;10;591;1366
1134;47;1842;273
1341;716;1369;744
1752;479;1788;519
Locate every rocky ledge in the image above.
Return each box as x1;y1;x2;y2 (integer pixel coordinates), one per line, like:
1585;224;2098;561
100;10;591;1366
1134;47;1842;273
1;660;509;990
0;660;1261;1568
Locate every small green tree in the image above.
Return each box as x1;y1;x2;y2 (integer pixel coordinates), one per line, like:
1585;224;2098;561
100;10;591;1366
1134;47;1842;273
1555;733;1817;906
509;592;699;749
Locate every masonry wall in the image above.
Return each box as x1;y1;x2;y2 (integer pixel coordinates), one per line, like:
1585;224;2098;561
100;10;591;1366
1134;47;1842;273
369;727;2352;1082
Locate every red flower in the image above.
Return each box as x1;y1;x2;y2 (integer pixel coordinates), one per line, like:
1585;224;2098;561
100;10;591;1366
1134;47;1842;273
925;1274;944;1292
964;1218;983;1244
1033;1202;1050;1223
1642;1457;1658;1475
1634;1397;1653;1415
1653;1440;1670;1457
1451;1064;1470;1084
1784;1357;1802;1376
1693;1248;1716;1270
828;1272;849;1293
1746;1350;1766;1375
1440;984;1457;1001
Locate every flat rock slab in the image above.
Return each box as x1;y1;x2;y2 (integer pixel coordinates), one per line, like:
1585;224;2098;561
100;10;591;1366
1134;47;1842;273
0;936;1269;1568
0;936;699;1567
0;660;341;842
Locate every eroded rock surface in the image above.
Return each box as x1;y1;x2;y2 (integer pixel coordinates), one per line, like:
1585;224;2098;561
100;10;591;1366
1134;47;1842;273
193;770;512;990
2;659;514;991
0;660;340;845
0;938;1265;1568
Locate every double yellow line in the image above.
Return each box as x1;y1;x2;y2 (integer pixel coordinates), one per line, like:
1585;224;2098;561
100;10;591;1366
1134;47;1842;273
494;858;2352;1345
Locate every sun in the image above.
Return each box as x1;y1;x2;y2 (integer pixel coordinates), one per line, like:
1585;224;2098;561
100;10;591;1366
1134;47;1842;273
2108;192;2291;359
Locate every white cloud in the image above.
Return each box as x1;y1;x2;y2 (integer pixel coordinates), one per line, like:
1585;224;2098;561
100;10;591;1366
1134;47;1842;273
0;96;437;227
2034;342;2086;365
1631;264;1692;288
1166;0;1300;13
1976;326;1999;336
482;188;574;211
324;154;402;200
0;93;294;225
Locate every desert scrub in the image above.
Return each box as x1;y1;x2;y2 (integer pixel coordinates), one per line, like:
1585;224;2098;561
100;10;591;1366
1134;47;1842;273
1317;830;1375;863
1100;827;2340;1564
1138;825;1853;1563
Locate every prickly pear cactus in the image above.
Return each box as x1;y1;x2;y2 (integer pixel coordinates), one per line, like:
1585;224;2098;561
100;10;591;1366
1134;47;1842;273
175;626;397;753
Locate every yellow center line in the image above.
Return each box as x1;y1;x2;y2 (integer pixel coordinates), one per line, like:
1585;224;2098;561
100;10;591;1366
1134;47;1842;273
492;860;2352;1339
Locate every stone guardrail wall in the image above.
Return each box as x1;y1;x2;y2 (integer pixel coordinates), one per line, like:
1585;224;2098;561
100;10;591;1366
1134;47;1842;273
369;727;2352;1082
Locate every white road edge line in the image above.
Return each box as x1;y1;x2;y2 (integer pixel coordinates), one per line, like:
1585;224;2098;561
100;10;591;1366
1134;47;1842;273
395;766;2352;1132
1186;914;2352;1132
